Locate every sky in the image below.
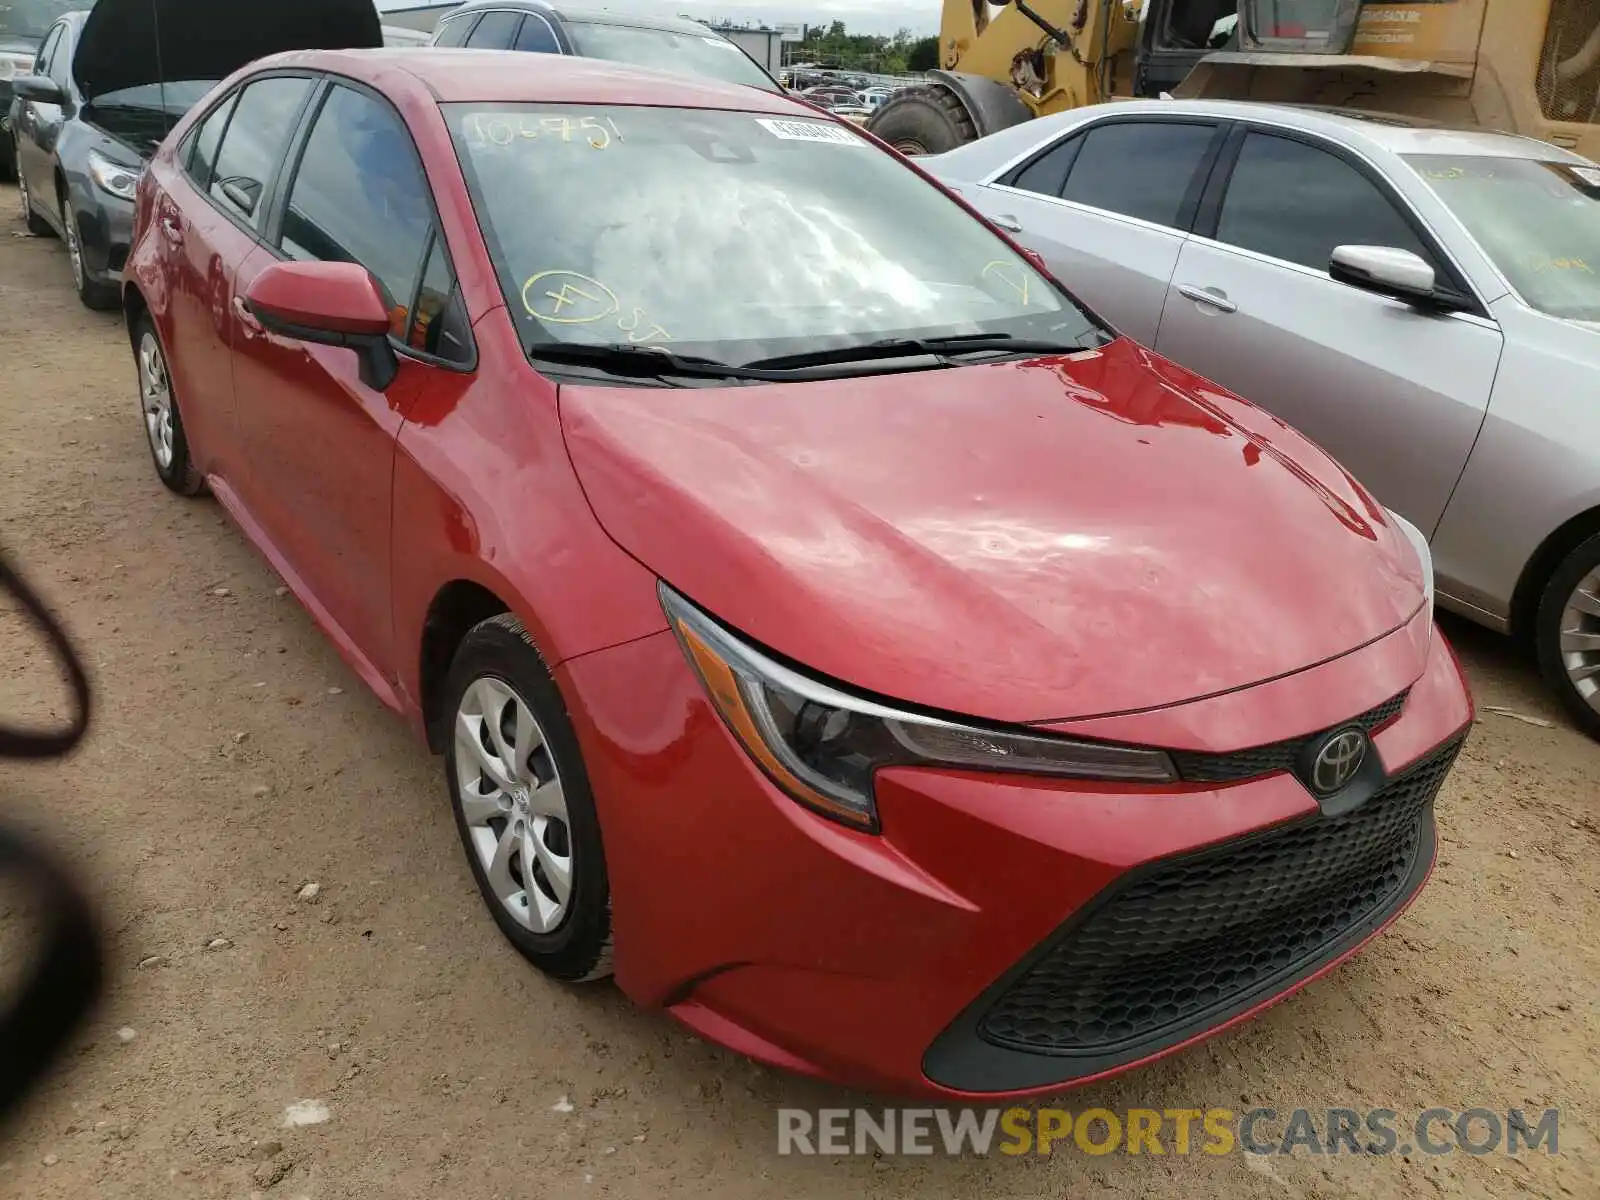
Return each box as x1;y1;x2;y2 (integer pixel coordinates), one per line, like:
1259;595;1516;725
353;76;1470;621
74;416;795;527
376;0;939;36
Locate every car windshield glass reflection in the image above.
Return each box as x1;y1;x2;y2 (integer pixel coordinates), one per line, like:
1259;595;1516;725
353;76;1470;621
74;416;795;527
0;0;81;39
448;104;1104;370
565;22;778;91
1406;153;1600;322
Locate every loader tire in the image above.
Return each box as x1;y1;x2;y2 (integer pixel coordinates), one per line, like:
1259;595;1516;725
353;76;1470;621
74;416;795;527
866;85;980;156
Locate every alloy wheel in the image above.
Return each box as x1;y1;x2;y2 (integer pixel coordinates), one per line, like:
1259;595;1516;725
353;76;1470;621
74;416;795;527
453;676;574;933
62;202;84;290
1559;567;1600;716
137;331;175;470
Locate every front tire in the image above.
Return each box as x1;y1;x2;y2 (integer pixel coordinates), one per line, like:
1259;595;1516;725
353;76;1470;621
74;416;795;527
132;314;205;496
865;85;979;155
62;194;120;311
1535;531;1600;740
443;613;614;983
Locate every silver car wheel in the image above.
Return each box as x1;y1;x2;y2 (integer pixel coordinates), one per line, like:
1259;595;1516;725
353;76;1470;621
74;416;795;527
1559;567;1600;714
63;202;85;290
137;331;175;470
454;676;574;933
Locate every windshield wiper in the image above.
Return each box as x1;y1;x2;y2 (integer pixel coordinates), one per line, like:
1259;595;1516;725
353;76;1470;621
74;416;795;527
742;331;1107;372
527;341;772;382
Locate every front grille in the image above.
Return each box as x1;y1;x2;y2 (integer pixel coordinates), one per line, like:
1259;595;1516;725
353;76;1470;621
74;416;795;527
1169;690;1408;784
978;737;1462;1056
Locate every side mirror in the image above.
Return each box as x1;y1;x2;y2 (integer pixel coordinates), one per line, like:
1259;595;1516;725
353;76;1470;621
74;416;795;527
1329;245;1439;306
244;260;400;391
12;75;64;105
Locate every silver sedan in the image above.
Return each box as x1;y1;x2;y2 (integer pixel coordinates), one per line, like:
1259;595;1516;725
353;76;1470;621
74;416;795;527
924;99;1600;738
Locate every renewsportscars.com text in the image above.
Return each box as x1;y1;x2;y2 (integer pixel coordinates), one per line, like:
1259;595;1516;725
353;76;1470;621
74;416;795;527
776;1106;1560;1158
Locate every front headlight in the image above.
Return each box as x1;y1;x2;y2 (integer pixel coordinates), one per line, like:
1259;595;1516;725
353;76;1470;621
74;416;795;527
0;54;36;82
661;585;1176;832
86;148;142;202
1387;509;1435;620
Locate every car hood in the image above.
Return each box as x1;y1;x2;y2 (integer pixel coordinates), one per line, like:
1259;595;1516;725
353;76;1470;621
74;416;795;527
74;0;383;102
560;339;1425;725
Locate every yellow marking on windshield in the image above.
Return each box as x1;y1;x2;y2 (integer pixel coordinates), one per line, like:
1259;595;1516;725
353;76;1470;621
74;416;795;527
983;260;1031;306
522;271;619;324
465;113;624;149
1534;257;1594;274
522;272;672;343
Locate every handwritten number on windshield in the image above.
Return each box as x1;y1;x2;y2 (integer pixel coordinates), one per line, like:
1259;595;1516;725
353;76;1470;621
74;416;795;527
465;113;624;150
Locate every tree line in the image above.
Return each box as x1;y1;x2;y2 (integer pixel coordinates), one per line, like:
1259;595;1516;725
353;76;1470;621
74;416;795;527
700;17;941;74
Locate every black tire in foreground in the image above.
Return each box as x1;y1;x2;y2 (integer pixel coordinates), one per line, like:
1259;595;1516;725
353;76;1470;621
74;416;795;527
130;313;206;496
1535;530;1600;741
443;613;615;983
865;85;979;156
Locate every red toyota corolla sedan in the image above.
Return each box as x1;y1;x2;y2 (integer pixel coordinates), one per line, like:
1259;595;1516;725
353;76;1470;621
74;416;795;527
122;49;1472;1099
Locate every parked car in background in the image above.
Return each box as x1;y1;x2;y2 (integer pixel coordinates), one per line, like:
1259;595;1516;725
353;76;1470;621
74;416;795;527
382;24;432;47
124;48;1469;1100
429;0;782;94
926;99;1600;738
9;0;382;308
0;0;81;181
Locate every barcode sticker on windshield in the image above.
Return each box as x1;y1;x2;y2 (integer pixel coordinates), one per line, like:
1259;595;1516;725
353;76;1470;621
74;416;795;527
755;118;864;146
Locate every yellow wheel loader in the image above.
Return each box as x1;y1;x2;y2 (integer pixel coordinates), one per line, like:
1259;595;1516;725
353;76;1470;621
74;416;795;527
865;1;1600;160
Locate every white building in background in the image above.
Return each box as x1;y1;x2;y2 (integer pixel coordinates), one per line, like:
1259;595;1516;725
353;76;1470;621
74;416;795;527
378;2;461;32
707;24;786;73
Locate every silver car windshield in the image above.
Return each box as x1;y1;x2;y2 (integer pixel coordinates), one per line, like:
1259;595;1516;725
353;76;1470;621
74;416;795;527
1405;153;1600;322
564;21;779;92
448;104;1101;365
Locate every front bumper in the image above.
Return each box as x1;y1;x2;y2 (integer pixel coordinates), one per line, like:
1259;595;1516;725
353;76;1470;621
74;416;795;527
557;607;1471;1100
70;186;135;284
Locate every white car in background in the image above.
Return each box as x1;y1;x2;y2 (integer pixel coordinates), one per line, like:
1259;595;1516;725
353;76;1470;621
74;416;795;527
925;99;1600;737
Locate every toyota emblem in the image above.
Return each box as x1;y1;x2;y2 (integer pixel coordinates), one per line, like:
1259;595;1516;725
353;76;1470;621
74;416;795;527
1310;728;1368;794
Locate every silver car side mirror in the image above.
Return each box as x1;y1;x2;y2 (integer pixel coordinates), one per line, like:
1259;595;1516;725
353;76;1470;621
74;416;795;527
1329;245;1438;304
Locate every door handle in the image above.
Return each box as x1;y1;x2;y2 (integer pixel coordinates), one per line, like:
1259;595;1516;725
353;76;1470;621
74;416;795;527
991;213;1024;233
1177;283;1238;314
231;294;262;334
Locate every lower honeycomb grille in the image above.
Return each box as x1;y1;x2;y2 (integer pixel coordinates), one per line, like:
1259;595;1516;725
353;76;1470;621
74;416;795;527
977;737;1463;1056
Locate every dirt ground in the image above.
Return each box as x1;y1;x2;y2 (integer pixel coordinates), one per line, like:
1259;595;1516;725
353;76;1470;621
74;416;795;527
0;184;1596;1200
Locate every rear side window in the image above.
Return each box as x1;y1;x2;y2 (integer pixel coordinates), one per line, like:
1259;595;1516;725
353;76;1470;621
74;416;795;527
514;13;561;53
1059;121;1218;229
278;85;435;339
1216;132;1435;272
1007;136;1084;199
465;10;521;48
208;76;313;228
186;92;239;192
431;13;476;46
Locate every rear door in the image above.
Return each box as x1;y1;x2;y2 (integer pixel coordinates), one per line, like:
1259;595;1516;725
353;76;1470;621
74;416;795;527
150;74;316;485
1155;127;1503;535
966;117;1225;343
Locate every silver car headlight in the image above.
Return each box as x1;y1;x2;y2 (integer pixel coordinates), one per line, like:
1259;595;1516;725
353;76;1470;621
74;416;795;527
1387;509;1435;623
86;148;142;202
661;584;1177;832
0;53;36;82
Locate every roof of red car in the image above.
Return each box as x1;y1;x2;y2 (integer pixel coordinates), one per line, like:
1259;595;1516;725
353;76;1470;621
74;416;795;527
266;47;812;114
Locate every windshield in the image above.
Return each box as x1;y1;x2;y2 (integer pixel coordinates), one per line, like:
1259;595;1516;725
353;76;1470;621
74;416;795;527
90;79;219;114
449;105;1100;374
564;21;780;93
1405;154;1600;322
0;0;79;40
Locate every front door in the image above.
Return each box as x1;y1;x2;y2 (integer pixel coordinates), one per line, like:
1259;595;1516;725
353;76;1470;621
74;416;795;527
230;81;441;676
972;117;1224;344
14;21;65;212
1155;128;1504;536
